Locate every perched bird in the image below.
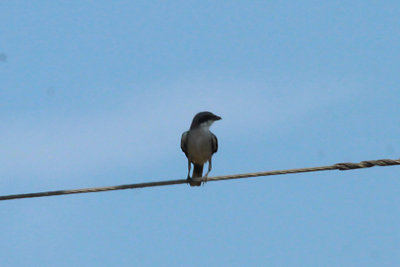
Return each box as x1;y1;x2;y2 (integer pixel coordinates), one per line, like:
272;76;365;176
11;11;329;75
181;111;221;186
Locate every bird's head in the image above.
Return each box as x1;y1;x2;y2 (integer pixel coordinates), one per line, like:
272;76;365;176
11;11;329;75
190;111;222;130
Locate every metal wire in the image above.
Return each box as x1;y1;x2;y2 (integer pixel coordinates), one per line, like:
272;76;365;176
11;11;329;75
0;158;399;201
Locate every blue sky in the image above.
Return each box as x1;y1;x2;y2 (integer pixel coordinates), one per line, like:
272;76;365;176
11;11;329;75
1;1;400;266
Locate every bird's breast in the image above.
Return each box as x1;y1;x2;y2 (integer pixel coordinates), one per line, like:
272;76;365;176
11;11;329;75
187;129;213;164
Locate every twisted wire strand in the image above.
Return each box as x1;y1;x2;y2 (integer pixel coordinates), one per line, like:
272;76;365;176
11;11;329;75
0;158;399;201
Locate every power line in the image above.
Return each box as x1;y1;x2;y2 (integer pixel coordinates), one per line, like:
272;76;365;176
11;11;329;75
0;158;399;201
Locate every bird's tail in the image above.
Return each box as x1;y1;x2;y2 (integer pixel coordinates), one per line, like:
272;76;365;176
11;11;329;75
189;164;203;186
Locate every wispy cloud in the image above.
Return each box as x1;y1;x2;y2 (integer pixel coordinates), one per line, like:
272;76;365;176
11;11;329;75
0;53;7;62
0;76;356;181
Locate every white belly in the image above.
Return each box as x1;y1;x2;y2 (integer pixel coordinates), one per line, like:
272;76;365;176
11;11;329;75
187;129;213;164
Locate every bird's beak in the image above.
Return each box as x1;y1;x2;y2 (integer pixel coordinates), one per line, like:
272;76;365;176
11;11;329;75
214;115;222;121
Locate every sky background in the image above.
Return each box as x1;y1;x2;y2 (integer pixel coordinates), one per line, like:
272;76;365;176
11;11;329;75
1;1;400;266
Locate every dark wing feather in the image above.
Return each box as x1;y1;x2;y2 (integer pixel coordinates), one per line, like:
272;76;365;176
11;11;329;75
181;131;189;157
211;133;218;154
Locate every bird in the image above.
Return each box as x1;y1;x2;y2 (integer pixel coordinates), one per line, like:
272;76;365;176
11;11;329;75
181;111;221;186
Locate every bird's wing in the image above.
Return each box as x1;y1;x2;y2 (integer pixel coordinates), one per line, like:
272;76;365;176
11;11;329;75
211;133;218;154
181;131;189;156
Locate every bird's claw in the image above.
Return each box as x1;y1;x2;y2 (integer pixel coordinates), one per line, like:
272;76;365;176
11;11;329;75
202;174;208;186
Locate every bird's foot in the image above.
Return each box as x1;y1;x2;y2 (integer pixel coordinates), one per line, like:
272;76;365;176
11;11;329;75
202;174;209;186
187;176;202;186
186;175;192;185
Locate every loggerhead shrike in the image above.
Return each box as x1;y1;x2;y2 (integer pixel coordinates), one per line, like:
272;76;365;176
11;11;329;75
181;111;221;186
